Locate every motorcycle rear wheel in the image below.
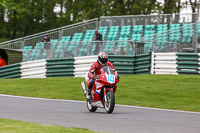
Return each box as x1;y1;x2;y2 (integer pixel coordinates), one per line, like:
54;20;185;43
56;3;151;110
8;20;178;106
104;91;115;113
87;99;97;112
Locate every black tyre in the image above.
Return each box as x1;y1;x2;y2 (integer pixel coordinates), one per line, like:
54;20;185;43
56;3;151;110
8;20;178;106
104;91;115;113
87;99;97;112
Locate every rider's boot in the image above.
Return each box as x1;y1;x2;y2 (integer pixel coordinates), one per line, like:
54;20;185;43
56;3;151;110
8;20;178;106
86;79;95;100
86;87;92;100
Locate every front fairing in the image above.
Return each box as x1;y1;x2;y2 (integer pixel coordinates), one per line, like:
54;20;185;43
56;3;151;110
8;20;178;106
94;70;118;96
97;71;118;84
91;66;119;108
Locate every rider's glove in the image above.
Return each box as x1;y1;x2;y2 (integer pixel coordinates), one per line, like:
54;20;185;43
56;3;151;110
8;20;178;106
92;75;100;79
92;75;97;79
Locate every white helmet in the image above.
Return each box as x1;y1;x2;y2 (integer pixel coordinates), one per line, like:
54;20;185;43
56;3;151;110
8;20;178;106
97;52;108;66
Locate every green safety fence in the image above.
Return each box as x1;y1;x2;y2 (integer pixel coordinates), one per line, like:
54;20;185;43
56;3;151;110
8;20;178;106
134;53;151;75
177;53;200;75
3;52;200;78
46;58;74;77
109;53;151;75
109;55;135;75
0;63;21;79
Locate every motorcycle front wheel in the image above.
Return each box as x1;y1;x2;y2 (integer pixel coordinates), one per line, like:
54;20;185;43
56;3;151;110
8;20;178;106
104;91;115;113
87;99;97;112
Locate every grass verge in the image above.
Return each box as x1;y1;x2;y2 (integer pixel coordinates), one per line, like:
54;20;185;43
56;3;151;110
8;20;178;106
0;118;99;133
0;75;200;112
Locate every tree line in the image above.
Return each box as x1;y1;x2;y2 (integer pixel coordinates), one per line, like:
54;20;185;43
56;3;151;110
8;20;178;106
0;0;199;42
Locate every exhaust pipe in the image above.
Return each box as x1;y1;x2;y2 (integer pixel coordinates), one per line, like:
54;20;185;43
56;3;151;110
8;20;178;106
81;82;87;95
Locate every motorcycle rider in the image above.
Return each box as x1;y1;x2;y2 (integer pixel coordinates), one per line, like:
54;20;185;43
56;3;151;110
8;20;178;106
86;52;119;99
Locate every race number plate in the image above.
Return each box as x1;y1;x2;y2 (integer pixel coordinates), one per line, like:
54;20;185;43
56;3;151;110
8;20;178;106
106;74;115;83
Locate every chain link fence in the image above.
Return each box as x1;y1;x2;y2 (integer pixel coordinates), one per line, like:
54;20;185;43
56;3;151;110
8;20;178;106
141;23;198;52
22;40;179;62
100;13;200;27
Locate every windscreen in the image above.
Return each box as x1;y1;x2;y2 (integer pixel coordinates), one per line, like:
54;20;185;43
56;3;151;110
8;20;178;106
101;66;115;75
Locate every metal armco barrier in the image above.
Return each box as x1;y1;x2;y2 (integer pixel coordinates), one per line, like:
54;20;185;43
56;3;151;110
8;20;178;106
2;53;200;79
108;54;151;75
109;55;135;75
20;60;46;79
152;53;178;75
177;53;200;75
46;58;74;77
135;53;151;75
74;55;98;77
0;63;21;79
151;52;200;75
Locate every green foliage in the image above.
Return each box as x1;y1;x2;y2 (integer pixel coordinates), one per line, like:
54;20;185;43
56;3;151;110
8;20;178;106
0;37;9;43
0;75;200;112
162;0;181;14
0;0;197;41
104;0;161;15
0;0;162;41
0;118;99;133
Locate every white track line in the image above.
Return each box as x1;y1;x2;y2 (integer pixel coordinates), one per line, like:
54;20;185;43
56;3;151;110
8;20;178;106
117;104;200;115
0;94;200;115
0;94;85;103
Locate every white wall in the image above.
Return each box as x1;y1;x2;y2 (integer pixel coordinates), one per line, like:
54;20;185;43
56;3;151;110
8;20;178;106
151;53;178;75
74;55;98;77
20;59;47;79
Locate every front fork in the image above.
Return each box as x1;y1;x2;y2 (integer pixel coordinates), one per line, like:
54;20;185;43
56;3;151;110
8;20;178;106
104;87;114;103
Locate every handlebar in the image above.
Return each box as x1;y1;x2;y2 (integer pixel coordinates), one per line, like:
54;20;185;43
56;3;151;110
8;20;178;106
92;75;100;80
93;75;119;80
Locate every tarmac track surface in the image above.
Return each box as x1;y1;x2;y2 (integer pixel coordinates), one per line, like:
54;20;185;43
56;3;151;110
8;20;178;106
0;94;200;133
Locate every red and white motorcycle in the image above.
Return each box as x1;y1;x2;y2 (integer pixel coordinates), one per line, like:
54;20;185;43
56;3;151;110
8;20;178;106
81;66;119;113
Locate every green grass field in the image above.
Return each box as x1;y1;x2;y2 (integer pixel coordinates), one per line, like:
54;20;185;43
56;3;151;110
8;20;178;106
0;75;200;112
0;118;99;133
